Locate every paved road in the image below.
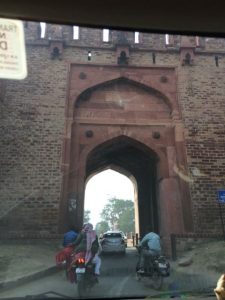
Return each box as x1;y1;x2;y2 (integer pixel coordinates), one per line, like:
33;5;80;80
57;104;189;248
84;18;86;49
0;272;162;299
0;248;215;299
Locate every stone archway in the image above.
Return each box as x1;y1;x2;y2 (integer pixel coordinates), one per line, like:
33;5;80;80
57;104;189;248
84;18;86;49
59;64;194;254
85;135;160;237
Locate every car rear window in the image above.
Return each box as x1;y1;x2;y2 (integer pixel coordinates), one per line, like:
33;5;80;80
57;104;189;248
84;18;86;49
103;233;122;238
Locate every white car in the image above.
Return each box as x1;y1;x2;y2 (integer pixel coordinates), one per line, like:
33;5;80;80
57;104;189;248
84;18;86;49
100;231;126;254
119;231;127;247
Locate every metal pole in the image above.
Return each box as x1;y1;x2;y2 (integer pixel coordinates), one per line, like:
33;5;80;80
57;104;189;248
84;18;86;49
170;234;177;261
135;233;139;245
218;201;225;241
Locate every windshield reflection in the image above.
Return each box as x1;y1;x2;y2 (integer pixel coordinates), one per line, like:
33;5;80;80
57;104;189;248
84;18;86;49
0;19;224;300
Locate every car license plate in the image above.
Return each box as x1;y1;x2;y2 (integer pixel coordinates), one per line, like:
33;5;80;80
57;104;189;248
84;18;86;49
159;263;167;268
76;268;86;274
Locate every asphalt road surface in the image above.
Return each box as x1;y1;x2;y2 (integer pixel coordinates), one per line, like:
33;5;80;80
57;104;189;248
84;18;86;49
0;248;215;299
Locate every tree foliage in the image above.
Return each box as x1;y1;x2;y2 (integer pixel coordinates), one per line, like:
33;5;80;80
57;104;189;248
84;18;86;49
100;198;135;233
84;209;91;223
95;221;110;235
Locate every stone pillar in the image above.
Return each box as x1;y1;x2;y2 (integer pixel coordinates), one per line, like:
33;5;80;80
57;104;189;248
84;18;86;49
180;36;196;65
174;121;194;232
159;177;184;256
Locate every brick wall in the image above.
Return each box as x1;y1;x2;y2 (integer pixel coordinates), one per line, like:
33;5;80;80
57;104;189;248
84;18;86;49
0;22;225;235
178;55;225;233
0;42;68;234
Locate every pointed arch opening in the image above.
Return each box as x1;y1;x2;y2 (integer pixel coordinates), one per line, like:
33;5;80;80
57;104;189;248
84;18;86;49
84;168;138;242
85;135;160;238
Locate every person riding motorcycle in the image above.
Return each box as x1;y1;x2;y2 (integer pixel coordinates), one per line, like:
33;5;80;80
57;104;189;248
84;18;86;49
71;223;101;277
137;231;162;273
55;226;79;282
63;226;78;247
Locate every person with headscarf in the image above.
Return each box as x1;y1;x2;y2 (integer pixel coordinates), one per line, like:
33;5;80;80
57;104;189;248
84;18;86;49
72;223;101;276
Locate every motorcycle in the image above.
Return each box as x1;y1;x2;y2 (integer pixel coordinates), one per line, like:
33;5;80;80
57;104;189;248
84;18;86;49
135;245;170;290
71;253;98;298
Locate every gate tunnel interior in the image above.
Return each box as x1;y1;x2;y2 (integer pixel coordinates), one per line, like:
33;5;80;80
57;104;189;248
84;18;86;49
85;136;159;238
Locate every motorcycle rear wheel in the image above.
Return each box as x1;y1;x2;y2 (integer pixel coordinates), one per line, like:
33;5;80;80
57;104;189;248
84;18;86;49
135;272;141;281
151;271;163;290
77;279;86;298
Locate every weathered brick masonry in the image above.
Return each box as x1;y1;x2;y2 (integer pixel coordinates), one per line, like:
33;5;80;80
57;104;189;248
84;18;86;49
0;23;225;239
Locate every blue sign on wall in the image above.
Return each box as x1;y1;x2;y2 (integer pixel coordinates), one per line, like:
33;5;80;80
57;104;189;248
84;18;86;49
218;190;225;204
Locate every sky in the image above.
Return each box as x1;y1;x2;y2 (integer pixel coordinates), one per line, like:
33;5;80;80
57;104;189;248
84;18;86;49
84;169;134;227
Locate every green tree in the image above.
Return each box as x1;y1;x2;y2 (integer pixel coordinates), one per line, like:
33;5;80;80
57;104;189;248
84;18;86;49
118;208;135;233
95;221;110;235
84;209;91;223
100;198;135;233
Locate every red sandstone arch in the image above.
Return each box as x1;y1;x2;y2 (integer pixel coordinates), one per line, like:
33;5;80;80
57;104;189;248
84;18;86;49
77;133;169;181
80;135;160;235
59;64;193;255
85;163;135;183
